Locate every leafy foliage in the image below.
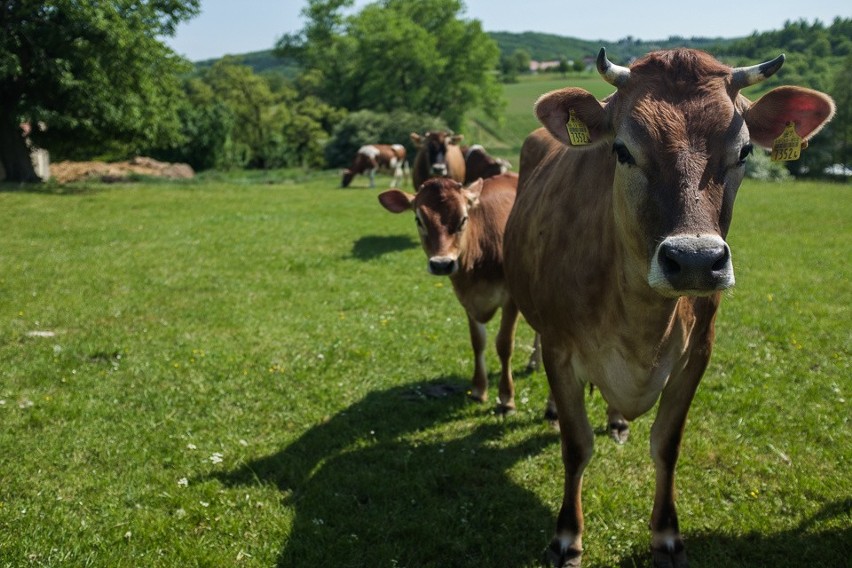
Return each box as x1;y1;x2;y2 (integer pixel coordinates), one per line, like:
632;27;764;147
0;0;200;175
279;0;503;130
150;58;345;171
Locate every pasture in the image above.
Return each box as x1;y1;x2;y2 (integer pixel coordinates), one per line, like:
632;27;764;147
0;173;849;567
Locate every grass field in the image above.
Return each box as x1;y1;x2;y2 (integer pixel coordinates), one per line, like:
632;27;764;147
465;73;615;160
0;173;849;568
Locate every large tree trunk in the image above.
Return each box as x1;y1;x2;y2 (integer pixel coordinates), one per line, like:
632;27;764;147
0;118;41;183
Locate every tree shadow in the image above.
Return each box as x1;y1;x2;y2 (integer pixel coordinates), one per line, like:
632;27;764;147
207;377;559;568
0;181;97;195
611;498;852;568
350;234;418;260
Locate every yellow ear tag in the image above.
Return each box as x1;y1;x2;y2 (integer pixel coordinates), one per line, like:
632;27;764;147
771;122;803;162
566;110;591;146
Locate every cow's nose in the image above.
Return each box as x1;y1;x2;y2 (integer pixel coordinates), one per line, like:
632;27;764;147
431;164;448;176
651;235;734;294
428;256;457;275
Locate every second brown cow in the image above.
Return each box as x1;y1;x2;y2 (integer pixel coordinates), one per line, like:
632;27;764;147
379;172;538;413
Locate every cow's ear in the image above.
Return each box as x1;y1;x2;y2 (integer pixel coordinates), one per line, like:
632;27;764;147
378;189;415;213
744;86;835;149
463;178;484;208
410;132;423;145
534;87;608;146
449;135;464;145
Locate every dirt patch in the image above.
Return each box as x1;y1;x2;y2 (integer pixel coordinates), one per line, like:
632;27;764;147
50;156;194;184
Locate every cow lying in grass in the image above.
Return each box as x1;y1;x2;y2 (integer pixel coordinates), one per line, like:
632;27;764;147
379;172;539;413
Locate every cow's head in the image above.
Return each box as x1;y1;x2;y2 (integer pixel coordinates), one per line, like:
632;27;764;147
411;131;464;178
534;48;834;297
341;169;355;188
378;177;483;276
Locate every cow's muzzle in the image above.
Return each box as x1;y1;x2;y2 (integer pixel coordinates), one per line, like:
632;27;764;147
648;235;734;296
430;164;448;177
428;256;458;276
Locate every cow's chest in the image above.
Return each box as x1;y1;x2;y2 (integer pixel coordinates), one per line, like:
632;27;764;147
571;328;690;421
451;277;508;323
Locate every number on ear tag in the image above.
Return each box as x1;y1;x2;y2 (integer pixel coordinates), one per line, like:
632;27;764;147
771;122;803;162
566;110;591;146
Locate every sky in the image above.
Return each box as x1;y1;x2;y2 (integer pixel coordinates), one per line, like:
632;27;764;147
165;0;850;62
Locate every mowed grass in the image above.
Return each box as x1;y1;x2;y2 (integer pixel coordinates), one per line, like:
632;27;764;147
0;174;849;567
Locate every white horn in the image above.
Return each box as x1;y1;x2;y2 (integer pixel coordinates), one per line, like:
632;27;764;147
731;54;785;89
596;48;630;87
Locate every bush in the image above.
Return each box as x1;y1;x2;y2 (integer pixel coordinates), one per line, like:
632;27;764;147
325;110;449;168
745;148;792;182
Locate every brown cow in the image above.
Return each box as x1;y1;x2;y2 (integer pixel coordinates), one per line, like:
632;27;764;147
379;172;539;413
462;144;512;184
503;48;834;567
410;131;465;190
341;144;408;188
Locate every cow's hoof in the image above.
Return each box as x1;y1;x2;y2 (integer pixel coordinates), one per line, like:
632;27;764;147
495;402;516;416
609;420;630;444
466;390;486;403
651;543;688;568
543;541;582;567
543;406;559;430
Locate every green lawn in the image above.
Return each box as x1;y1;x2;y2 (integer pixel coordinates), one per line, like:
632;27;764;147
0;175;848;567
465;73;615;160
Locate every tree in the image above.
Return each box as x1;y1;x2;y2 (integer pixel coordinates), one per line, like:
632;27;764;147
279;0;502;131
0;1;200;182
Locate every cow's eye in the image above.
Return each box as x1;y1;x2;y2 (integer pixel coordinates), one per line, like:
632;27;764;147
612;142;635;166
737;143;753;166
455;216;468;233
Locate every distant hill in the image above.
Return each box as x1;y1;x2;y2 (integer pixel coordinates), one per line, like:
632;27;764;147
491;32;740;63
192;49;299;78
188;31;741;75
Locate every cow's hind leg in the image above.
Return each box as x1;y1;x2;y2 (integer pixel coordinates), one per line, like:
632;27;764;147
607;405;630;444
494;300;520;414
541;339;593;567
467;315;489;403
527;332;542;371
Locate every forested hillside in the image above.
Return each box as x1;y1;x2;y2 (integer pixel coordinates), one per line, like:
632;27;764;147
487;31;736;62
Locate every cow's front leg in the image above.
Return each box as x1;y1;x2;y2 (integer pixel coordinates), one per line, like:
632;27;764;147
494;300;520;414
648;352;707;568
542;340;594;567
467;315;489;403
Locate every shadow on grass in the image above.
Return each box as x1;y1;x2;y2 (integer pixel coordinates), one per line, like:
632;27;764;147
610;498;852;568
350;234;418;260
0;180;98;195
209;377;559;568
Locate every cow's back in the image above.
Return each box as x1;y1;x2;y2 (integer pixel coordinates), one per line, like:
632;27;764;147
505;138;616;336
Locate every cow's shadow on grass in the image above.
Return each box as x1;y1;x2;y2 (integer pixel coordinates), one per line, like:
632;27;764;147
350;234;417;260
209;377;559;567
612;497;851;568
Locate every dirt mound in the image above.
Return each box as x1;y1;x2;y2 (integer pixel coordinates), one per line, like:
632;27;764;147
50;156;194;184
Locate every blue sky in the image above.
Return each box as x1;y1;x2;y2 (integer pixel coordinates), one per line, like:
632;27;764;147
166;0;850;61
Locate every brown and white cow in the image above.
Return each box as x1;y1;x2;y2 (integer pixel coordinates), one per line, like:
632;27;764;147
379;172;539;413
503;48;834;567
462;144;512;184
341;144;408;188
410;131;466;190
